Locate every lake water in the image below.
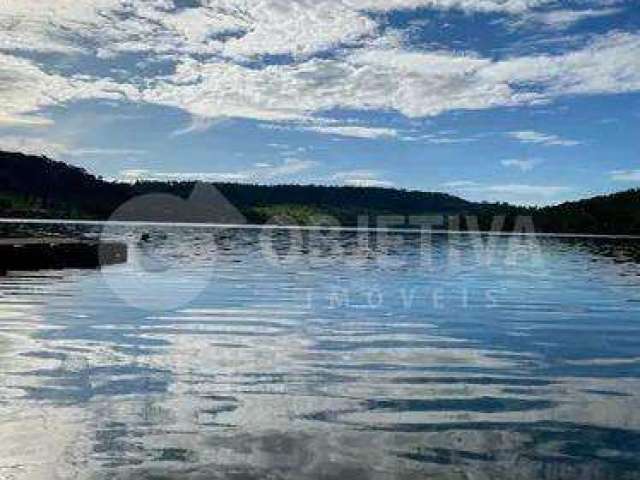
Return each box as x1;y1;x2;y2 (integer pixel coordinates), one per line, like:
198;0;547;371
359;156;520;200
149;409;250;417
1;224;640;480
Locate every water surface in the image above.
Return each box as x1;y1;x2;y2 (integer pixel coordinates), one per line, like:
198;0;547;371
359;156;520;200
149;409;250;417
1;225;640;479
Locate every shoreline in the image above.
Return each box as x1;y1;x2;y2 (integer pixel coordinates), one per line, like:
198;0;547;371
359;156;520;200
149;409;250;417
1;217;640;240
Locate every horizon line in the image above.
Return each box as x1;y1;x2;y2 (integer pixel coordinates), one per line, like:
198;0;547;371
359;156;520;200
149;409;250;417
2;218;640;240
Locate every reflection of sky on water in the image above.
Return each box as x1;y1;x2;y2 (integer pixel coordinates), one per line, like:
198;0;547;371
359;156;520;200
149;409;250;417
1;227;640;479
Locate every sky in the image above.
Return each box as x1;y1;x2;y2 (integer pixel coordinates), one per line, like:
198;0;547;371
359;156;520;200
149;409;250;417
0;0;639;205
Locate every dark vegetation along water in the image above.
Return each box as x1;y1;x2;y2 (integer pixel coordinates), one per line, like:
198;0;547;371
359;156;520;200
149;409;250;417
2;150;640;234
1;222;640;479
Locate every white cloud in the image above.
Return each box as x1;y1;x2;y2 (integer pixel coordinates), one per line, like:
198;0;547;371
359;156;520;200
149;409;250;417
332;169;379;180
1;3;640;136
352;49;491;76
304;125;399;139
67;148;149;157
138;31;640;124
154;6;245;45
0;135;69;157
0;0;119;23
345;0;553;14
261;158;318;178
170;116;227;137
0;52;140;122
444;181;571;205
529;8;622;29
119;169;155;183
455;182;569;196
343;178;394;187
0;0;376;60
0;0;555;59
262;120;400;139
610;169;640;181
222;1;377;59
406;133;478;144
141;51;492;122
481;32;640;98
119;158;318;183
0;113;53;127
0;0;118;53
0;135;149;161
480;184;570;196
331;169;394;187
507;130;581;146
441;180;480;188
346;49;507;118
122;170;251;182
501;158;541;171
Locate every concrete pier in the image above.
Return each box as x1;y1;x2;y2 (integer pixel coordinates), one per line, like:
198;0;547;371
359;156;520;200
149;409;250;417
0;239;127;272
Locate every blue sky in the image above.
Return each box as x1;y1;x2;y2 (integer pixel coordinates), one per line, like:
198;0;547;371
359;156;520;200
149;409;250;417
0;0;638;205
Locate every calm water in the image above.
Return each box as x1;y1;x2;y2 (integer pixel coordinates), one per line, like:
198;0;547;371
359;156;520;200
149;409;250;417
1;225;640;480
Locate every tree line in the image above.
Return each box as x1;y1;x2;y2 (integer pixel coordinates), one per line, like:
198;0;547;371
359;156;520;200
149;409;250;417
1;150;638;234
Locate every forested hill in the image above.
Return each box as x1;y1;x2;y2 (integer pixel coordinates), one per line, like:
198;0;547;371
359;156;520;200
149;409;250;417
1;150;639;235
0;150;482;223
535;189;640;235
0;151;129;218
